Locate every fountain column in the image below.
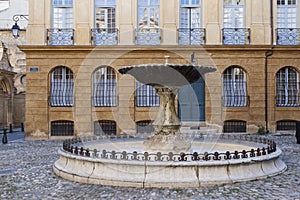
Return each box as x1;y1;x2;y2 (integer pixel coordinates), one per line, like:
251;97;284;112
153;87;180;135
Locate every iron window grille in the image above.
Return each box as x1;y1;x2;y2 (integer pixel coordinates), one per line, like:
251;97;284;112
50;66;74;107
93;67;117;107
51;120;74;136
223;66;247;107
94;120;116;135
136;120;154;134
223;120;247;133
276;67;299;107
222;28;250;45
276;120;296;131
136;81;159;107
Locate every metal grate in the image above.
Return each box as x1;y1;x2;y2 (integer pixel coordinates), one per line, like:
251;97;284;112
47;28;74;46
51;120;74;136
223;120;247;133
276;28;300;45
136;120;154;134
178;28;206;45
91;28;118;45
94;120;116;135
222;28;250;45
277;120;296;131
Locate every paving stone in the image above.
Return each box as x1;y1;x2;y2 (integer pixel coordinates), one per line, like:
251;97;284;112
0;133;299;199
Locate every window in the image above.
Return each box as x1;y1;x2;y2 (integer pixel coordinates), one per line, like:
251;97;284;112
136;0;160;45
93;66;117;107
179;0;204;45
136;81;159;107
136;120;154;134
51;66;74;107
223;66;247;107
223;120;246;133
223;0;249;45
52;0;73;29
277;120;296;131
94;120;116;135
50;0;74;45
276;67;299;106
51;120;74;136
276;0;299;45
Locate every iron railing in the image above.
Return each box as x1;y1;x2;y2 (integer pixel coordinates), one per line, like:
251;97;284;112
222;28;250;45
135;28;161;45
91;28;119;45
276;28;300;45
47;28;74;45
50;81;74;107
51;120;74;136
178;28;206;45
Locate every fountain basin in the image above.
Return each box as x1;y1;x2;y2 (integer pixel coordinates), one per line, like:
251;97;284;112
53;134;287;188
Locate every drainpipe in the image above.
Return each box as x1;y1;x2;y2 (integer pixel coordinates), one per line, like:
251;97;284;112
265;50;273;134
270;0;274;45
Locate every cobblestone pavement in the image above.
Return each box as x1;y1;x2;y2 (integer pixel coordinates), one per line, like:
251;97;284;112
0;133;299;200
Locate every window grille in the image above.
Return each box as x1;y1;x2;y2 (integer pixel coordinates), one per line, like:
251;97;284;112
277;120;296;131
222;66;247;107
51;66;74;107
93;67;117;107
94;120;116;135
136;120;154;134
223;120;246;133
136;81;159;107
136;0;160;45
51;120;74;136
276;67;299;107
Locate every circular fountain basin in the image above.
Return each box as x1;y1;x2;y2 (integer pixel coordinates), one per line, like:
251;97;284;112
53;134;287;188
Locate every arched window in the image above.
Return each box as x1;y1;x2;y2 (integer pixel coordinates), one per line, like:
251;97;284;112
223;120;246;133
93;66;117;107
136;81;159;107
222;66;247;107
50;66;74;107
276;67;299;106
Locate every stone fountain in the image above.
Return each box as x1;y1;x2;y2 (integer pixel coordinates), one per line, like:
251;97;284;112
118;58;216;153
53;58;286;188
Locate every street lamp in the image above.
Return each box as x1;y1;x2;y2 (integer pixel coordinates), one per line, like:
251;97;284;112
11;14;28;38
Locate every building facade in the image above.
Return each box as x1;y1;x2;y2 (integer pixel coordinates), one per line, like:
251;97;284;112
0;0;28;129
22;0;300;139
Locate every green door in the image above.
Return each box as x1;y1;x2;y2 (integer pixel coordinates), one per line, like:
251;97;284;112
178;77;205;121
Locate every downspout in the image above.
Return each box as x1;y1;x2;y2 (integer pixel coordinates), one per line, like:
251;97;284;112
264;0;274;133
270;0;274;45
265;50;273;134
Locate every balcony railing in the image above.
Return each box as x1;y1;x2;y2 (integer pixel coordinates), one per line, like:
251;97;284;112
91;28;119;46
276;28;300;45
47;28;74;46
222;28;250;45
178;28;206;45
135;28;161;45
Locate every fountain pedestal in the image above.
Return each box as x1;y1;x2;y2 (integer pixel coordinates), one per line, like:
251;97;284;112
143;87;191;153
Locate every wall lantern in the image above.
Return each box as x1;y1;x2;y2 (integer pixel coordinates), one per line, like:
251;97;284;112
11;14;29;38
